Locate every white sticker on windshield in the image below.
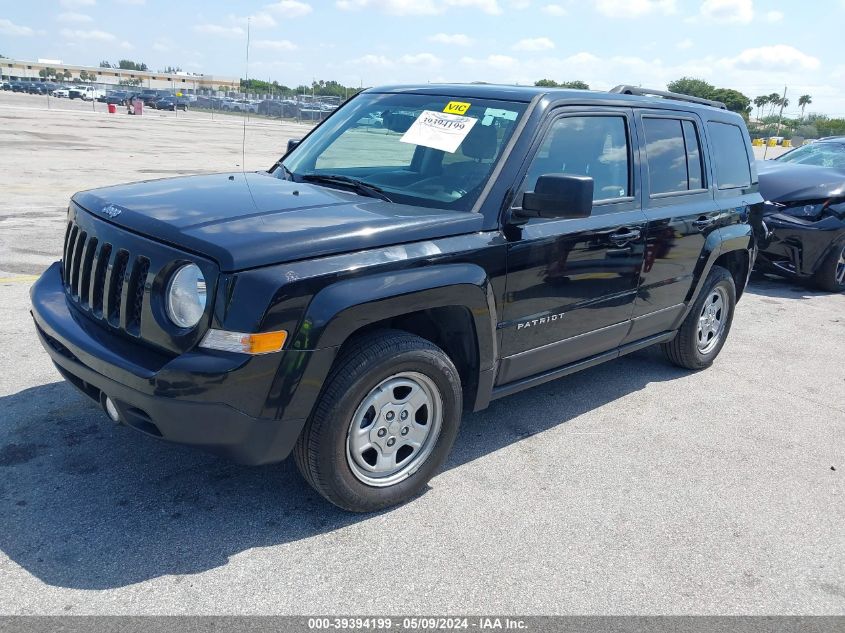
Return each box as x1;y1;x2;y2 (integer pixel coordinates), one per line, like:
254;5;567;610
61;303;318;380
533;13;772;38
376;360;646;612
399;110;478;154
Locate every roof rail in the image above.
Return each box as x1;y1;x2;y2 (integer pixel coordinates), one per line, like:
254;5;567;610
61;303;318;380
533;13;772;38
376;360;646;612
609;85;727;110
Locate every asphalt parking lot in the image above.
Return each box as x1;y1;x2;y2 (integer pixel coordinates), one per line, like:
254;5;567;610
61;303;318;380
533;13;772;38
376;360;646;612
0;92;843;615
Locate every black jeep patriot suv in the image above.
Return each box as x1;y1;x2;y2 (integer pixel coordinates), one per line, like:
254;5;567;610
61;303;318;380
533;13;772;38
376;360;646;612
31;84;761;511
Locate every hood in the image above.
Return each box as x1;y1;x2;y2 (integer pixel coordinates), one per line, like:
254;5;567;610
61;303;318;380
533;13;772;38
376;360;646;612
756;160;845;203
72;171;484;271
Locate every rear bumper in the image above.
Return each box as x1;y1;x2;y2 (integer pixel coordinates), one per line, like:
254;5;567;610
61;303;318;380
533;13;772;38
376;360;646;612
31;262;308;465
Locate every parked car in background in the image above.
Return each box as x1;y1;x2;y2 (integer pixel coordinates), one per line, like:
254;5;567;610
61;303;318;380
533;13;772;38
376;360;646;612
10;82;27;92
153;95;189;111
52;87;70;98
756;155;845;291
0;81;10;91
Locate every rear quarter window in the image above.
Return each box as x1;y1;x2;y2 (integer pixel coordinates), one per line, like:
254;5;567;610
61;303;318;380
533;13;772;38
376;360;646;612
707;121;752;189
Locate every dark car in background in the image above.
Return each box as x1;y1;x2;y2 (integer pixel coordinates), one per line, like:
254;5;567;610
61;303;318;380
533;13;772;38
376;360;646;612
756;139;845;291
153;95;189;111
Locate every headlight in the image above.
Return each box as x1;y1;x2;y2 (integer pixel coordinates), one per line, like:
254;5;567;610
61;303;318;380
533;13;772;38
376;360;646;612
166;264;207;328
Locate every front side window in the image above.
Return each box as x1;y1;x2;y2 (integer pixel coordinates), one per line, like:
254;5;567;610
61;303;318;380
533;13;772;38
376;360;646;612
523;115;630;202
280;93;527;211
707;121;752;189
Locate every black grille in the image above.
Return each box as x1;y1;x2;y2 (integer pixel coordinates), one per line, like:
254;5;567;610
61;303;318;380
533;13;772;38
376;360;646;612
60;207;215;355
127;257;150;334
62;219;148;338
108;250;129;325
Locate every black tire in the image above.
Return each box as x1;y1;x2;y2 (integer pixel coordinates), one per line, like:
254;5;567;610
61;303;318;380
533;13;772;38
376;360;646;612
293;329;463;512
662;265;736;370
811;241;845;292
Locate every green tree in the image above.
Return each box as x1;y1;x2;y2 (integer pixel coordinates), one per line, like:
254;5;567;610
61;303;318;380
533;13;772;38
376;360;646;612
559;80;589;90
39;67;58;79
798;94;812;120
667;77;715;100
711;88;751;117
99;60;112;68
753;95;768;120
117;59;148;71
534;79;589;89
767;93;781;116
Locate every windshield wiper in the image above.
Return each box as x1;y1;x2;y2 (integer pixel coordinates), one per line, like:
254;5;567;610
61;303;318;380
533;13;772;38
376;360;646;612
300;174;393;202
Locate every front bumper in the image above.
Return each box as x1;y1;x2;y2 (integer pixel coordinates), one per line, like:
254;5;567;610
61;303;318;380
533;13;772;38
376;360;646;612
31;262;310;465
757;212;845;278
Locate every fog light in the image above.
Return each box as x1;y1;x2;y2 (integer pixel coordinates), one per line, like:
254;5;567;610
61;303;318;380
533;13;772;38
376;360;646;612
104;397;120;422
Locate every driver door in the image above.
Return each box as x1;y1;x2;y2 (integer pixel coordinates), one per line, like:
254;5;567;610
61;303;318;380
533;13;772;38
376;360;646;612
497;109;647;385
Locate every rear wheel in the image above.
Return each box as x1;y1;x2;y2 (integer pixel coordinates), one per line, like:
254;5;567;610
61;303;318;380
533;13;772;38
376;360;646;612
812;242;845;292
294;330;462;512
663;265;736;370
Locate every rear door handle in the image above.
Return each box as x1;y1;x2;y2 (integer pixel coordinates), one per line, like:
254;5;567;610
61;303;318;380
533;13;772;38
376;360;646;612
609;228;641;245
693;217;717;230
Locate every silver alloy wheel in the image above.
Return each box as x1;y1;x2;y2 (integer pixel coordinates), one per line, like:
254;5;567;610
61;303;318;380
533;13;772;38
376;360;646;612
836;245;845;286
697;286;728;355
346;371;443;487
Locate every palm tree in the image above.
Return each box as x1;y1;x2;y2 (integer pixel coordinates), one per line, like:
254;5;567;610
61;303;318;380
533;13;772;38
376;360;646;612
754;95;768;120
768;92;781;117
798;94;812;120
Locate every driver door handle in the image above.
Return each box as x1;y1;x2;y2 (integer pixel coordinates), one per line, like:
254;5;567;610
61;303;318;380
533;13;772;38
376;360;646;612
609;228;641;245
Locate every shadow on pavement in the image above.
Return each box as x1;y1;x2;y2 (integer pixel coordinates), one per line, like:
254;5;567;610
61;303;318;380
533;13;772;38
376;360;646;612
744;272;835;300
0;348;685;590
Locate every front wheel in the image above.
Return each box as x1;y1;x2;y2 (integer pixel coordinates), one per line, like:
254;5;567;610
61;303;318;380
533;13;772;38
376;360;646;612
812;242;845;292
294;330;462;512
662;265;737;370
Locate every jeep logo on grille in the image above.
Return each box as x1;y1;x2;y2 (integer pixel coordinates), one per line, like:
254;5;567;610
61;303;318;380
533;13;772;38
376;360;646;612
101;204;123;219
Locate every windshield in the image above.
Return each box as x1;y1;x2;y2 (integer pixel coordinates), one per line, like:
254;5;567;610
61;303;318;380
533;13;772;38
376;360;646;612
776;142;845;168
276;92;527;211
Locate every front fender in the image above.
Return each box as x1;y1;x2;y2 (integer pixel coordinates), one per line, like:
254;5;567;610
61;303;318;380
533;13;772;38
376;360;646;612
264;263;499;422
298;263;498;370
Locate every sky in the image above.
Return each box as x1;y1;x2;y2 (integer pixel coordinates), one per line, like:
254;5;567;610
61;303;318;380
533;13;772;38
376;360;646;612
2;0;845;116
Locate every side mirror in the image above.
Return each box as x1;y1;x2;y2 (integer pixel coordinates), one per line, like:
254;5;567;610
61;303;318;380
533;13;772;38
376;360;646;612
520;174;594;219
287;138;301;153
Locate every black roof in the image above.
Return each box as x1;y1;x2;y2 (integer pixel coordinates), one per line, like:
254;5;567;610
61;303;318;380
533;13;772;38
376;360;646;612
368;83;734;114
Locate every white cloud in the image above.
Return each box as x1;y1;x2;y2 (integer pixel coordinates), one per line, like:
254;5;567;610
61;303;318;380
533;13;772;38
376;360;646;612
59;0;96;6
512;37;555;51
444;0;501;13
462;54;519;69
594;0;675;18
399;52;442;65
542;4;567;15
263;0;313;17
725;45;821;72
509;0;530;8
57;12;93;23
60;28;116;41
349;54;395;67
0;18;36;35
193;23;246;37
429;32;473;46
676;38;693;50
765;10;784;22
233;11;278;28
254;39;298;50
697;0;753;23
336;0;500;14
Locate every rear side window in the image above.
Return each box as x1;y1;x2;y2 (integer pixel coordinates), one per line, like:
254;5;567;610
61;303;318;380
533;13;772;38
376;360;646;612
642;117;704;195
707;121;752;189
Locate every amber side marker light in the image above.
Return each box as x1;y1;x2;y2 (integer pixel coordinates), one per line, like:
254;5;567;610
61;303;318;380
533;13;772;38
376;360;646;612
200;329;288;355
